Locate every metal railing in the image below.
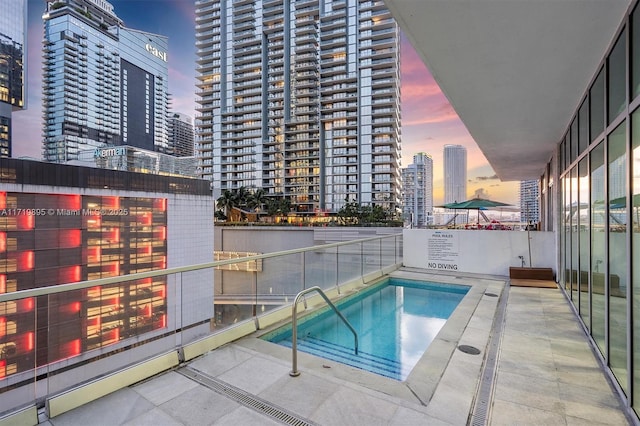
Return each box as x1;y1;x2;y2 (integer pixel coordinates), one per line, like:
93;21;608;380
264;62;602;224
0;233;402;418
289;286;358;377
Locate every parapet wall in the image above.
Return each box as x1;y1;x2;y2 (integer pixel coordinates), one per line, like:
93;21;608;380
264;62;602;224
403;229;556;277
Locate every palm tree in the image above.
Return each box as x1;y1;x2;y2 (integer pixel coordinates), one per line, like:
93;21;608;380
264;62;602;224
216;190;236;217
247;188;267;212
235;186;250;210
265;195;291;221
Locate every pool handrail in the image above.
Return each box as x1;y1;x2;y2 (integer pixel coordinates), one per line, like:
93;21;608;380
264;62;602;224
289;286;358;377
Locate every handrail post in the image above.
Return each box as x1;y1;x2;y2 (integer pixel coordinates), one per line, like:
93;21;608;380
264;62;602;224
290;292;301;377
289;286;358;377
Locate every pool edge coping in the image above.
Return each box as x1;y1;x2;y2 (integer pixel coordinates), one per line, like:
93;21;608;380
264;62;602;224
237;268;507;421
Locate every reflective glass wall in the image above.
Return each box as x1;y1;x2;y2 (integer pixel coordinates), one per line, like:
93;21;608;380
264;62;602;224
557;2;640;411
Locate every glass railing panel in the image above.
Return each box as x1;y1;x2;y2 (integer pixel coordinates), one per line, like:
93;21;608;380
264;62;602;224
380;236;397;268
0;295;37;415
44;276;178;398
362;239;382;275
337;242;363;285
255;253;304;315
304;246;338;292
0;234;403;416
214;257;258;328
180;268;216;344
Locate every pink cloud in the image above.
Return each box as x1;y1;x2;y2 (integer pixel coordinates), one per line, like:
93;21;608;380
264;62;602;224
173;0;196;21
403;103;459;126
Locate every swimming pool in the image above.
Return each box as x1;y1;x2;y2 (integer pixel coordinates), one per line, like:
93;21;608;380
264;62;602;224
262;277;470;380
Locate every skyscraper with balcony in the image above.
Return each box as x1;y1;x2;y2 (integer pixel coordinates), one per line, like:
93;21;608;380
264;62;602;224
444;144;467;204
402;152;433;227
42;0;170;163
195;0;401;214
0;0;26;158
168;112;195;157
519;179;539;225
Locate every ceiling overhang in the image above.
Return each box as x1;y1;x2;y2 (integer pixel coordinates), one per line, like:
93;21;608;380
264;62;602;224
384;0;632;181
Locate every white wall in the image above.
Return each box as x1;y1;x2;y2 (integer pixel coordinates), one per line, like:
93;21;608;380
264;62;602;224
167;194;215;335
403;229;556;277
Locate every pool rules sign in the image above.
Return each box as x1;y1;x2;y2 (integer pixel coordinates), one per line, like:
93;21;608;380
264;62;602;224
426;230;460;271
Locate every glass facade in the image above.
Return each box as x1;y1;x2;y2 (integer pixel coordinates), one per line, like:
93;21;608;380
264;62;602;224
76;145;198;179
0;0;26;158
0;157;210;195
41;0;169;163
194;0;401;214
558;2;640;412
0;192;167;378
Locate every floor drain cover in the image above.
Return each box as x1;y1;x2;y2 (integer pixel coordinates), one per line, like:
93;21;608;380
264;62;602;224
458;345;481;355
485;292;498;297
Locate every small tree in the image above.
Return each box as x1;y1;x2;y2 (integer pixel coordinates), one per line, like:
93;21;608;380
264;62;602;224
247;188;267;212
337;199;362;225
216;190;236;218
265;195;291;221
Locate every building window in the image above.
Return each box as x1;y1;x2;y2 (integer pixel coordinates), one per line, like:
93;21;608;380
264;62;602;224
631;107;640;409
632;5;640;100
590;141;606;354
578;157;590;325
578;97;589;155
608;31;626;124
607;121;627;392
590;68;605;142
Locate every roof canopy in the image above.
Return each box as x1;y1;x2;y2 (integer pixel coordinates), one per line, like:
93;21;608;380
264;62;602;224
385;0;631;181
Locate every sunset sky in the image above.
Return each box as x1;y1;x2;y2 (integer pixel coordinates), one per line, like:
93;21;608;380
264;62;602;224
13;0;519;205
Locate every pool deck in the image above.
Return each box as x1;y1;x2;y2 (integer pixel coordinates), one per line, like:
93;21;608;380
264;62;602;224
40;269;632;425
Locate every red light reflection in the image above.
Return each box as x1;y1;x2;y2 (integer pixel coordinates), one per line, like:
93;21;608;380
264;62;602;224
154;198;167;211
26;332;34;351
61;229;81;248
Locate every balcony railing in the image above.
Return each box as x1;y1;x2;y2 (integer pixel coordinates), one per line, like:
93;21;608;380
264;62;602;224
0;234;402;421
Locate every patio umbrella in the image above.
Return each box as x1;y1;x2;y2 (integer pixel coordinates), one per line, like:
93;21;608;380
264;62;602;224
439;197;513;225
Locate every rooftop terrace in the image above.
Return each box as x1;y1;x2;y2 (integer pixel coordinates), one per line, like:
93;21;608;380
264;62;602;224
0;234;633;425
37;269;631;425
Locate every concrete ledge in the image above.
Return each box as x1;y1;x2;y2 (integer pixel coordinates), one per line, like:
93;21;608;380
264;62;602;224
47;351;179;418
0;405;38;426
183;320;257;361
363;270;383;283
258;303;309;330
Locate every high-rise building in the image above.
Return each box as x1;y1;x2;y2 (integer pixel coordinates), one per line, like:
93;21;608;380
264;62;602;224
0;0;26;158
168;112;194;157
444;144;467;204
0;157;213;380
519;179;539;225
402;152;433;227
42;0;170;163
195;0;401;214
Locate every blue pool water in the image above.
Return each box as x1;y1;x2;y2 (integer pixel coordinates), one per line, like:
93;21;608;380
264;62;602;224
263;278;469;380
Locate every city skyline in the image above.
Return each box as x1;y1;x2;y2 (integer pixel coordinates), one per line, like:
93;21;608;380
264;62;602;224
41;0;172;162
12;0;519;205
195;0;401;214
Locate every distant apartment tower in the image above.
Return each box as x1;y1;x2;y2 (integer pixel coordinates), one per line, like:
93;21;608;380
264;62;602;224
195;0;401;214
519;179;540;224
42;0;170;163
402;152;433;227
0;0;26;158
168;112;194;157
444;144;467;204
